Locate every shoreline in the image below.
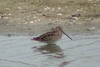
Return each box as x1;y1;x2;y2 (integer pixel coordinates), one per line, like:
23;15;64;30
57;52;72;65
0;0;100;36
0;18;100;36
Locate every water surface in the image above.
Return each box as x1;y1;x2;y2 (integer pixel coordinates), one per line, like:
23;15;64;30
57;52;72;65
0;35;100;67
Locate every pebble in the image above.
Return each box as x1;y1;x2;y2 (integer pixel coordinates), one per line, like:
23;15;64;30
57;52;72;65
57;13;62;16
30;21;34;23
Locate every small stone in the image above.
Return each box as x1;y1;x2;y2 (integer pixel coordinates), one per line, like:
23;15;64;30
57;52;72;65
51;8;55;11
26;19;29;21
38;19;41;22
90;27;96;30
0;16;1;19
57;13;62;16
25;22;27;24
57;7;61;10
17;7;22;9
3;17;9;19
30;21;34;23
8;14;11;15
6;8;10;10
7;34;11;37
86;27;96;31
44;7;51;11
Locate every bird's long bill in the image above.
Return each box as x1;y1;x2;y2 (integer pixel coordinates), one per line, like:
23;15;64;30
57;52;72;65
59;29;73;40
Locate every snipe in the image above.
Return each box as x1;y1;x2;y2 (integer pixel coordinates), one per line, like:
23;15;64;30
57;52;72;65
31;26;72;44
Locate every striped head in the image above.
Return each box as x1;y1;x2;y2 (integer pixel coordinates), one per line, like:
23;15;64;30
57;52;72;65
55;26;63;31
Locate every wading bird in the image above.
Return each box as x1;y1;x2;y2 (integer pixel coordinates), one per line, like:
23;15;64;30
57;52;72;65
31;26;72;44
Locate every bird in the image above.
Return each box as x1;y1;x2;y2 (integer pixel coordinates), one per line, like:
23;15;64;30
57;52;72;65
31;26;72;44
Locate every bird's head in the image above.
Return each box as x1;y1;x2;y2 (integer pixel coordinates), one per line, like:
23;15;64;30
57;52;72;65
55;26;63;31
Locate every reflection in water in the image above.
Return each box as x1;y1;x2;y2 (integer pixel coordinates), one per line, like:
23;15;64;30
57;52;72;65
37;44;62;53
33;44;64;58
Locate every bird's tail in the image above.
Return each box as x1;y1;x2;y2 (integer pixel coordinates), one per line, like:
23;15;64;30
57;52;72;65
31;37;39;41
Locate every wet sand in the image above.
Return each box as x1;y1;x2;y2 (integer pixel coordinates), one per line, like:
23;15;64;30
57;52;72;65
0;17;100;36
0;0;100;36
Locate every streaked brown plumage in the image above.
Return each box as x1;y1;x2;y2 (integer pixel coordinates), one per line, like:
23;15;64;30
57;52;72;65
31;26;72;44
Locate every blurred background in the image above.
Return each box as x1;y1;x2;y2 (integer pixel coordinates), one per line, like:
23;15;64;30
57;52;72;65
0;0;100;35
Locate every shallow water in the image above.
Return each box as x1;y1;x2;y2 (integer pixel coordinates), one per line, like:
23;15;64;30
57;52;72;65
0;35;100;67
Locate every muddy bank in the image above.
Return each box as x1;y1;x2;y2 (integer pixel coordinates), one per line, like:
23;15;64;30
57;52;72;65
0;0;100;35
0;17;100;36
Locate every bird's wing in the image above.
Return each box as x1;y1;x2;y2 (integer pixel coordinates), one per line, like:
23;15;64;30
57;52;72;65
38;31;56;41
